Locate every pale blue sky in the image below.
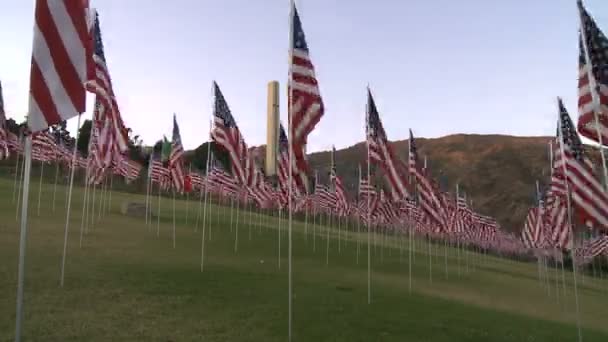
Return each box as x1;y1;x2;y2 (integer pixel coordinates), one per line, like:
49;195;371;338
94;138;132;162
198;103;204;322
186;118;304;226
1;0;606;151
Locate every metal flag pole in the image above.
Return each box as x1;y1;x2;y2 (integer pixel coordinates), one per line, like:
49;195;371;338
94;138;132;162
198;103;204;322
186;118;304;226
52;160;59;213
407;144;413;293
185;164;192;224
556;98;582;342
79;166;91;248
157;183;161;237
145;161;151;227
16;143;26;222
288;2;296;338
108;174;113;213
12;143;22;203
455;183;461;278
366;88;372;304
14;134;32;342
326;211;331;266
234;191;241;253
172;190;176;249
97;175;105;222
201;120;212;272
278;208;282;269
60;114;82;287
36;160;44;216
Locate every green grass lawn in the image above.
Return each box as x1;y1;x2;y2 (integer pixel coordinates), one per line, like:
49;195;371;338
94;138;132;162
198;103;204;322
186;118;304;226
1;177;608;341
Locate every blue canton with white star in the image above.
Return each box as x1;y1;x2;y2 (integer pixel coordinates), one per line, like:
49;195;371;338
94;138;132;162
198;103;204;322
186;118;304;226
292;6;309;52
213;82;238;129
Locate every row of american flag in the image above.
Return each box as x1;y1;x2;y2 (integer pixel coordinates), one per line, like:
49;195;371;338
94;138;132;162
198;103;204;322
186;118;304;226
1;0;608;266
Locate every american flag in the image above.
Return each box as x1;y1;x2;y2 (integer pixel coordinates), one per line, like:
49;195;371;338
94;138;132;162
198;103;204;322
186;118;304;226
288;4;324;194
28;0;91;132
330;146;348;215
211;82;250;186
113;155;141;183
86;10;129;177
577;1;608;145
409;129;445;230
170;114;185;192
555;98;608;231
574;234;608;266
366;89;409;201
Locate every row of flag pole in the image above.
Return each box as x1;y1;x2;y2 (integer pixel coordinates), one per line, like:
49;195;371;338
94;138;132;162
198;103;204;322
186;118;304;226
2;0;608;341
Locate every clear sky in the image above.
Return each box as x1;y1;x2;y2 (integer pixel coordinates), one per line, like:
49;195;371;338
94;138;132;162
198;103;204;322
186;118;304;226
1;0;607;152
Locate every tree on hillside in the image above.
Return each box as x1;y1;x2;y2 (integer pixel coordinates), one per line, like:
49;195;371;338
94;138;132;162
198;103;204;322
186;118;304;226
77;119;92;156
190;141;231;172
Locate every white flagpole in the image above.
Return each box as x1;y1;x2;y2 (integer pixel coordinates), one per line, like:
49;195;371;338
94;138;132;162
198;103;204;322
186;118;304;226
326;212;331;266
36;161;44;216
108;174;113;212
278;208;282;269
304;202;308;243
407;138;413;293
60;114;82;287
234;191;241;253
79;174;90;248
52;161;59;213
287;2;296;339
556;97;582;342
186;163;192;224
201;121;212;272
313;199;317;253
145;163;151;226
97;176;104;222
12;143;22;203
157;183;162;237
366;90;372;304
172;190;176;249
14;135;32;342
16;145;26;222
89;182;97;231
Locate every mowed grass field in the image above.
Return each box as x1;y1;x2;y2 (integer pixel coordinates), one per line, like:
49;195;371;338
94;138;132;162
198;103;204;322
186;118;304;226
1;176;608;341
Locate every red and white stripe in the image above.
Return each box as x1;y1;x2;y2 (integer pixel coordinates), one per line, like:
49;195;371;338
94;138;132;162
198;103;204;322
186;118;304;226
28;0;91;132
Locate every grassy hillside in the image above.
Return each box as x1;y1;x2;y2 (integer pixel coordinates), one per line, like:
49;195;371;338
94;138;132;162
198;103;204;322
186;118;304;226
2;178;608;341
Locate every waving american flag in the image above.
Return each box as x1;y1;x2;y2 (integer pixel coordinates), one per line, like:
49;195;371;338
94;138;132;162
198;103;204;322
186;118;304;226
288;4;324;194
211;82;250;186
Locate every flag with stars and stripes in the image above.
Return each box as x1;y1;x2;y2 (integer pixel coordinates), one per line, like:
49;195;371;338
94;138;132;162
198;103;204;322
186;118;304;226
28;0;91;132
170;114;186;192
211;81;251;187
555;97;608;231
288;4;324;195
86;10;129;169
577;0;608;145
329;146;348;216
366;89;409;202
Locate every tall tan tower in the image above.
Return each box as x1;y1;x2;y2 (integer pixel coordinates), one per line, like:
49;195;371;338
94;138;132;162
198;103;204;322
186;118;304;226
266;81;280;176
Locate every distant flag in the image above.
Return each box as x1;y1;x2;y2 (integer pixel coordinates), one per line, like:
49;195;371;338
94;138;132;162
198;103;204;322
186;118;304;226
366;89;409;201
288;4;324;194
330;146;348;215
161;135;171;165
28;0;91;132
170;114;186;192
211;81;250;186
577;0;608;145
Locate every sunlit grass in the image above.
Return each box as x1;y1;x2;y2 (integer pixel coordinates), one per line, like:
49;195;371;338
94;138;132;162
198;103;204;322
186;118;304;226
1;177;607;341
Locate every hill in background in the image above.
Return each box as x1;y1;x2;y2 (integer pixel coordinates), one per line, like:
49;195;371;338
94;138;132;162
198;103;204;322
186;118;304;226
243;134;608;232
